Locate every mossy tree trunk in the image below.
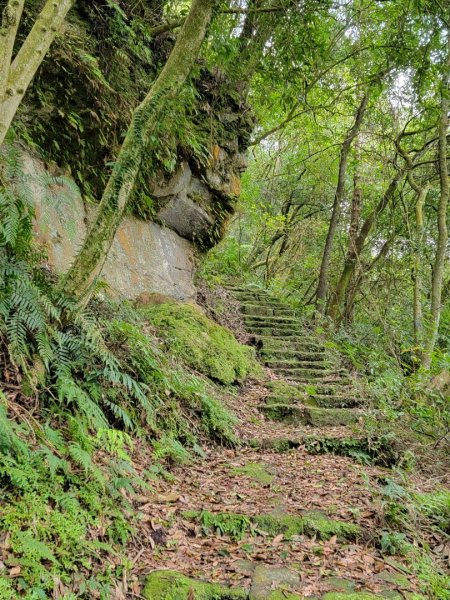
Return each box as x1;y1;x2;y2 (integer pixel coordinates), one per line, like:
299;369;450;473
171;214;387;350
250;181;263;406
315;91;369;313
0;0;74;146
60;0;216;302
411;180;430;352
327;138;363;322
422;30;450;370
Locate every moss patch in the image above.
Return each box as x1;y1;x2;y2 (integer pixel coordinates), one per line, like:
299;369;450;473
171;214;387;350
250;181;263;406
183;510;360;541
231;462;274;485
141;302;262;385
321;594;383;600
143;570;247;599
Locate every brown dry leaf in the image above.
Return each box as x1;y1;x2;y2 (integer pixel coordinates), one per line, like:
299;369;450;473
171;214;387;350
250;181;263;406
272;534;284;546
9;566;21;577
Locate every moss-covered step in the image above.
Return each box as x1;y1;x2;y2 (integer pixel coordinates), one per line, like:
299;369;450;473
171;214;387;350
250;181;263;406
270;366;347;379
241;304;277;317
260;349;327;362
264;393;359;409
265;380;309;397
257;337;327;352
248;327;304;337
293;382;352;395
304;434;401;467
259;404;362;426
143;570;247;599
250;565;301;599
244;315;300;325
247;437;303;452
183;509;361;541
312;394;361;408
264;359;331;370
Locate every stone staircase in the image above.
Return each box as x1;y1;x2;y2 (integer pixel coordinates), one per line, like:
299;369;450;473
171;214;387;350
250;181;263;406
143;285;424;600
227;285;365;428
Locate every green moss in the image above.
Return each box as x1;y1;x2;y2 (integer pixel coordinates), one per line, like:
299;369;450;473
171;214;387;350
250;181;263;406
266;381;305;398
231;462;274;485
322;594;382;600
183;510;360;541
141;303;262;385
254;512;360;541
264;592;302;600
143;570;247;599
183;510;252;540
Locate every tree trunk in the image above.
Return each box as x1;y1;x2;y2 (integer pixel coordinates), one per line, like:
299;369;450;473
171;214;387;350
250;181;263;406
315;91;369;312
412;183;429;350
327;166;405;322
0;0;74;146
327;138;362;320
422;30;450;370
60;0;216;301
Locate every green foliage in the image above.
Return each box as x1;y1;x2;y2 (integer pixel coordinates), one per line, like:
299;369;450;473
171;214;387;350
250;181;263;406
141;302;261;385
0;148;243;595
183;510;361;542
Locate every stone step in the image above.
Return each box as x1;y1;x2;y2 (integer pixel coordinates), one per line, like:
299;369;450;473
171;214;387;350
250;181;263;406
244;316;300;327
265;393;361;409
264;359;331;370
283;376;352;386
310;393;362;408
228;292;280;302
295;382;354;395
241;304;298;317
256;336;323;350
259;403;363;427
260;349;327;361
249;327;305;337
271;366;346;378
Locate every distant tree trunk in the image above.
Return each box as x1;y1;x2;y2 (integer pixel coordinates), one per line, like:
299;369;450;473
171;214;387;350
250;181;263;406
327;166;405;322
422;30;450;370
315;92;369;312
411;181;430;350
327;138;362;321
0;0;74;146
59;0;215;302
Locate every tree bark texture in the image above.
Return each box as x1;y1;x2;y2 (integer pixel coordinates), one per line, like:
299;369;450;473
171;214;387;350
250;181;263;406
0;0;74;146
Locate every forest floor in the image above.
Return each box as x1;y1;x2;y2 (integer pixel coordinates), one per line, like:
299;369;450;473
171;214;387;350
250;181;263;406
125;381;438;599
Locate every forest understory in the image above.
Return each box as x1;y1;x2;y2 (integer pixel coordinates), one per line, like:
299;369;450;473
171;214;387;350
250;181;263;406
0;0;449;598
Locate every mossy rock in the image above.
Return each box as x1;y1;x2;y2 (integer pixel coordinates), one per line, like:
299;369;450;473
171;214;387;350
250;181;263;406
250;565;300;599
231;462;274;485
141;302;262;385
183;510;360;541
143;570;247;599
247;437;302;452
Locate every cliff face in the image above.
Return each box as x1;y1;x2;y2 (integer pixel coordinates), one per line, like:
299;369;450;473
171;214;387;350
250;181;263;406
17;4;253;300
29;112;248;301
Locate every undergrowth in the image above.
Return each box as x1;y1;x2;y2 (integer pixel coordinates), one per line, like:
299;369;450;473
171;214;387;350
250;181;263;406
0;145;242;597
